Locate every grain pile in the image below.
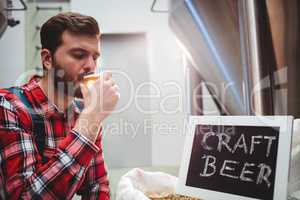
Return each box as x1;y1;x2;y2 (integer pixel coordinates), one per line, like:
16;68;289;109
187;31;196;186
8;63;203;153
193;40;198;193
149;194;200;200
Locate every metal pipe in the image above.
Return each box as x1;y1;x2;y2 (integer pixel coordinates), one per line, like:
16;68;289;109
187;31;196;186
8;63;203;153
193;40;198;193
36;6;62;11
239;0;276;115
247;0;264;115
238;0;252;115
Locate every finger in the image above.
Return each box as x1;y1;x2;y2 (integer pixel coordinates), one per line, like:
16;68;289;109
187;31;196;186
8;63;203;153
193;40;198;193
115;90;120;99
112;85;120;98
112;84;119;91
105;79;115;87
80;83;88;97
103;71;112;80
80;83;91;104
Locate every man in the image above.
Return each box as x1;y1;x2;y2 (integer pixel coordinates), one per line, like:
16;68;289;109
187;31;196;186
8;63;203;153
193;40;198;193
0;12;119;199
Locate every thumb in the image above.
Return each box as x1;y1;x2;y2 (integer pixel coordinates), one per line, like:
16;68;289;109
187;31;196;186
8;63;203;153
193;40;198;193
80;83;89;100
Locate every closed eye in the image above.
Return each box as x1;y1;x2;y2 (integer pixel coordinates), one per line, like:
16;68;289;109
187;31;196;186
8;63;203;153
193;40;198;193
72;52;87;60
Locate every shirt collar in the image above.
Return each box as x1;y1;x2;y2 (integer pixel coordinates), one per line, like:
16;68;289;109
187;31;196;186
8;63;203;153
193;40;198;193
22;75;83;117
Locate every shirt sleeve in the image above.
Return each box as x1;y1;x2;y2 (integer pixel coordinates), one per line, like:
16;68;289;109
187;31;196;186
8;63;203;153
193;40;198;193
76;128;110;200
0;95;99;199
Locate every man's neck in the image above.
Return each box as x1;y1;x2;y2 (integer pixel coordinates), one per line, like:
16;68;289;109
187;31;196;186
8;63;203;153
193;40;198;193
38;75;73;113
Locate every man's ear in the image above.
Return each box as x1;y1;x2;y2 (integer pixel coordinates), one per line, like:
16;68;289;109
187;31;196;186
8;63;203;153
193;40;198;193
41;49;53;70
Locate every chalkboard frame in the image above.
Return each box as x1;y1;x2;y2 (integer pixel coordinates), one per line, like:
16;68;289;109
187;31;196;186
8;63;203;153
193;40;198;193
176;115;294;200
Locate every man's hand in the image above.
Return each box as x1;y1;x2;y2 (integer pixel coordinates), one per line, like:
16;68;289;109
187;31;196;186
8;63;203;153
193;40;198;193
73;72;120;143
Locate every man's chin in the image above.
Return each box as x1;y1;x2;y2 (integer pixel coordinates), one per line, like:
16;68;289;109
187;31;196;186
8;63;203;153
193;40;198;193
53;78;83;99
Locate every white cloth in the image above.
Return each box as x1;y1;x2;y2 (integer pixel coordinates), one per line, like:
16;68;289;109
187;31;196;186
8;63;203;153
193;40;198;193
116;168;178;200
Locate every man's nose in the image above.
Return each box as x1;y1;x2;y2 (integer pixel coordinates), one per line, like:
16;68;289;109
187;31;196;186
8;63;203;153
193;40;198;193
83;56;96;72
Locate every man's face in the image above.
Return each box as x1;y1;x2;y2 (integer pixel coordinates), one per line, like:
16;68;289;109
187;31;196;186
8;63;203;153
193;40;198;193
49;30;100;98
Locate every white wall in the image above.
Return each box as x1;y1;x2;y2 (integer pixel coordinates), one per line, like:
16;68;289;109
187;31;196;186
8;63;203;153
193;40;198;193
0;11;25;88
149;26;186;166
72;0;159;33
100;34;153;168
72;0;186;166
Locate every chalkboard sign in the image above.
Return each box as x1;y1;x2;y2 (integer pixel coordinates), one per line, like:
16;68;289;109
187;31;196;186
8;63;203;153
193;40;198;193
177;116;293;200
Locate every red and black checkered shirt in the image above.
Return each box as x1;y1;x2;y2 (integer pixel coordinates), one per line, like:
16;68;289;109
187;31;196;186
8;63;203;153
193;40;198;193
0;76;110;200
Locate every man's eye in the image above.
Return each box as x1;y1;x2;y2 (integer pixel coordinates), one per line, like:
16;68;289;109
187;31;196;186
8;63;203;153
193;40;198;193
73;53;85;59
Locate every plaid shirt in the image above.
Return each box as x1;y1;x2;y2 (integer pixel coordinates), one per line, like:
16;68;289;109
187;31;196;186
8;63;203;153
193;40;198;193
0;76;110;200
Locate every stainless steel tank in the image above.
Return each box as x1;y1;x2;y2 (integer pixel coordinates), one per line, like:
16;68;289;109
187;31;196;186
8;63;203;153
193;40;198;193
169;0;300;117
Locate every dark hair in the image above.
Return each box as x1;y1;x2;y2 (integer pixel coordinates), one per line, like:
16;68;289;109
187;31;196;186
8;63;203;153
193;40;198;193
40;12;100;55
